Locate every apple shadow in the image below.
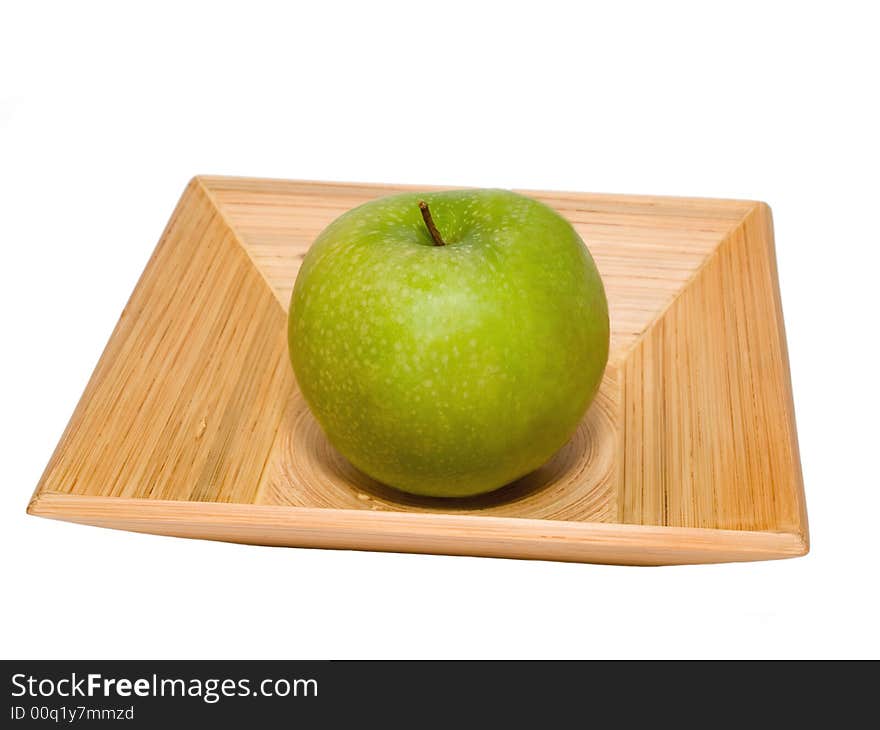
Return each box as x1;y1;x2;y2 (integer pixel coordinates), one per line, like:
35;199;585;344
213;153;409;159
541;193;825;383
277;388;615;520
331;448;573;512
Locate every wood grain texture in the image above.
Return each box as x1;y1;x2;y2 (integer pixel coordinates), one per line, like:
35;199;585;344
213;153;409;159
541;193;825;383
28;177;808;565
29;493;806;567
35;179;295;504
619;203;806;536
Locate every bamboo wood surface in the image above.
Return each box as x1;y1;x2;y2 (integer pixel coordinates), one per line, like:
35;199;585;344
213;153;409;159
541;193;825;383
29;493;806;567
28;177;808;565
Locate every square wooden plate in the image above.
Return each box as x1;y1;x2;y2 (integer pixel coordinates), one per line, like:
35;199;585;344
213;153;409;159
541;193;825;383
28;177;808;565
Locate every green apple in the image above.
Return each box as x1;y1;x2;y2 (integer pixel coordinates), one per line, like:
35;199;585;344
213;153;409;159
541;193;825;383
288;189;609;497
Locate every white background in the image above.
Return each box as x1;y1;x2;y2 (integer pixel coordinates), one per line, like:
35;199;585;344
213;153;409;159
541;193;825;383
2;1;878;659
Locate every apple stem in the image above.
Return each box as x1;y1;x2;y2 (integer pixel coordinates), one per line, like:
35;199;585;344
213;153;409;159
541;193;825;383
418;201;447;246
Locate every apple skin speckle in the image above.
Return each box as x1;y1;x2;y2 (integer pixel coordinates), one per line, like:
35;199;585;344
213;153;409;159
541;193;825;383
288;189;609;498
